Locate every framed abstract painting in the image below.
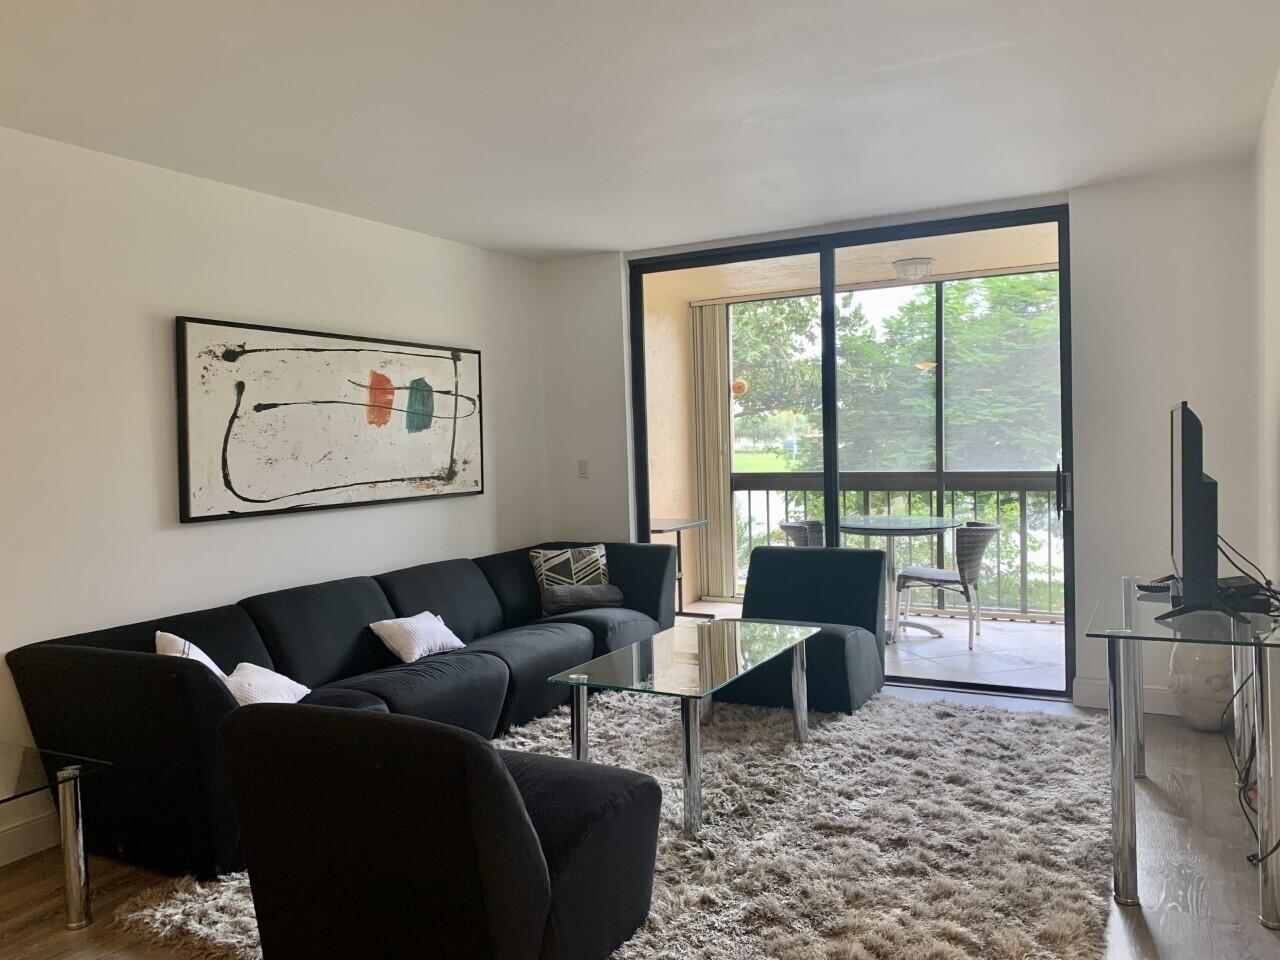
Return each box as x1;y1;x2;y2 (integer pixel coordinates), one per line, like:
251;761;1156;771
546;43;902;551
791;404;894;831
176;317;483;522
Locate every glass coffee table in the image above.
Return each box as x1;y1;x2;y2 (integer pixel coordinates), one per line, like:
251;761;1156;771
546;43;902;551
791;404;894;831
549;618;819;834
0;741;109;928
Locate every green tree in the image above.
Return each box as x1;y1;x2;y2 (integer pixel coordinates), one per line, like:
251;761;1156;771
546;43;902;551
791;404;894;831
727;272;1063;612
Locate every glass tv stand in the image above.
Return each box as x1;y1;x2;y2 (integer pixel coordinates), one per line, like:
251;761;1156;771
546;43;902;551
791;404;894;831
1087;576;1279;929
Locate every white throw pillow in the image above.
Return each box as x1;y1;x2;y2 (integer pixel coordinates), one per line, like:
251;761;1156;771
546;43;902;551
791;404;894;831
155;631;227;680
370;610;465;662
224;662;310;706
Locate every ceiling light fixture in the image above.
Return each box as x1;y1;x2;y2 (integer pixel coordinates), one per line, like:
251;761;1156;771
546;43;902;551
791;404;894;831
894;257;935;282
914;361;938;371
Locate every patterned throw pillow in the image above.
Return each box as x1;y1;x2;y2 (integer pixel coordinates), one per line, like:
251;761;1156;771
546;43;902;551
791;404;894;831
530;545;609;609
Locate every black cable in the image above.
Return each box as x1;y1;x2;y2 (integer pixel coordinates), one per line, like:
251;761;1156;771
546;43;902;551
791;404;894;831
1196;537;1280;862
1237;742;1258;845
1218;535;1272;585
1216;545;1280;599
1215;545;1280;614
1220;674;1252;780
1251;836;1280;865
1216;537;1280;610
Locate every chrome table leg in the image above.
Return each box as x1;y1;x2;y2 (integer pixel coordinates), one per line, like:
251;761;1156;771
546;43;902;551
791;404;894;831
792;639;809;743
1109;632;1141;907
1253;644;1280;929
1233;622;1255;786
57;766;90;930
681;697;702;834
570;683;589;762
1133;646;1146;779
1120;576;1145;778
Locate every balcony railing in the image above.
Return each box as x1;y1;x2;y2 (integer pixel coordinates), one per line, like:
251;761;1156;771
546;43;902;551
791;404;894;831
731;471;1064;619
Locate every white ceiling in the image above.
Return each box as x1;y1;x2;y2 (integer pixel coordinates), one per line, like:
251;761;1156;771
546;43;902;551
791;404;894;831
2;1;1278;259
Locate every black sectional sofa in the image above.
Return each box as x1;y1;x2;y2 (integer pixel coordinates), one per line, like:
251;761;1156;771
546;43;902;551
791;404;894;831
6;540;675;878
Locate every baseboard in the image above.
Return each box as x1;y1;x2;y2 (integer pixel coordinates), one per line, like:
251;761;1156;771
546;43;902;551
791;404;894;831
1072;677;1177;716
0;808;59;867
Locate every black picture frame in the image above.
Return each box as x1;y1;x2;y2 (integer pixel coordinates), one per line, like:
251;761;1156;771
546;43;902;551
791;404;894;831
176;316;484;523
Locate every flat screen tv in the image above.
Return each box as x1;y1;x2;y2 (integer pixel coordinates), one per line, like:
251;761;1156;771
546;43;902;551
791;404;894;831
1162;401;1223;619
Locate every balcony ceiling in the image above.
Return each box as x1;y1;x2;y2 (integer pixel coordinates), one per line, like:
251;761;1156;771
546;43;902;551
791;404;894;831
645;223;1059;302
1;2;1277;258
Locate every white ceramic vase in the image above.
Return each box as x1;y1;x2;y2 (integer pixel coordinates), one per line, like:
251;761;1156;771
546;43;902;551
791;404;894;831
1168;641;1234;731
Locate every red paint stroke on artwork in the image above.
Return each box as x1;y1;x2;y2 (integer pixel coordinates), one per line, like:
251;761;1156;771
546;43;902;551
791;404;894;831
366;370;394;426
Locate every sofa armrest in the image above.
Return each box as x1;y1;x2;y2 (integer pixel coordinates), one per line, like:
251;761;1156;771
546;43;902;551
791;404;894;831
604;543;676;630
5;642;242;877
299;687;390;712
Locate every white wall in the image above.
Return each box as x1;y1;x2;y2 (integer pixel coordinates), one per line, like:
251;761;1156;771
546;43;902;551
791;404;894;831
0;127;550;859
539;253;634;541
549;166;1262;715
1258;68;1280;574
1068;159;1259;711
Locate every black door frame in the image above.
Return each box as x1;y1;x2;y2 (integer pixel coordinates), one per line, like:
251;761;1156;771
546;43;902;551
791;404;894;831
628;204;1076;698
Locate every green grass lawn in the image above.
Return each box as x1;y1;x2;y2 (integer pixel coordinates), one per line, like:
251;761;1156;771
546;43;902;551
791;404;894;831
731;449;795;472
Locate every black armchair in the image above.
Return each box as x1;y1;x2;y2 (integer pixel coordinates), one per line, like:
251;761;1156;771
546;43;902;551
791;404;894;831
714;545;886;714
222;704;662;960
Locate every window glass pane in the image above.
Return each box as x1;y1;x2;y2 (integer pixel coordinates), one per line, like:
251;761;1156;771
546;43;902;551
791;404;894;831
729;295;822;473
943;272;1061;471
836;284;936;471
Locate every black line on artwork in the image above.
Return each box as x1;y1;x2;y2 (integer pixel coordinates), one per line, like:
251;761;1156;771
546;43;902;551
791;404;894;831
221;381;455;504
448;353;459;481
219;346;458;363
345;378;476;406
250;398;479;420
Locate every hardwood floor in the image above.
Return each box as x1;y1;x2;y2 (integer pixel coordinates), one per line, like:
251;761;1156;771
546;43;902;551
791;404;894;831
0;851;169;959
1;689;1276;959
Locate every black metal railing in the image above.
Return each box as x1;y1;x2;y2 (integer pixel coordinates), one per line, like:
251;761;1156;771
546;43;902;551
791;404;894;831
731;471;1064;618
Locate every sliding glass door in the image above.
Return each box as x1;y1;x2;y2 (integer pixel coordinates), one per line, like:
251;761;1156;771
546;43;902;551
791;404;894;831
830;245;1067;693
633;207;1073;695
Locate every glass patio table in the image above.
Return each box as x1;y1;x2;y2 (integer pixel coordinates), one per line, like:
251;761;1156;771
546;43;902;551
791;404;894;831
549;618;819;834
0;741;109;928
839;514;962;643
1087;576;1280;928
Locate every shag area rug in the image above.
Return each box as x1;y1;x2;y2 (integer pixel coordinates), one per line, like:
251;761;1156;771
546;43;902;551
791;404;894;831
118;693;1110;959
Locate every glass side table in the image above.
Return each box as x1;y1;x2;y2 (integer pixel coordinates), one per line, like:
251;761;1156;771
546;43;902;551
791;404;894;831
0;742;109;928
1087;577;1280;929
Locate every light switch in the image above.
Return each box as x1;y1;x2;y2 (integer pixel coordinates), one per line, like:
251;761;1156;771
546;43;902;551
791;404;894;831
577;459;589;478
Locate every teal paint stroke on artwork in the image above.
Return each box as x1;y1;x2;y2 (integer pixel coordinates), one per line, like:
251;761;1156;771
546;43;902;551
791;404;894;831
405;377;434;433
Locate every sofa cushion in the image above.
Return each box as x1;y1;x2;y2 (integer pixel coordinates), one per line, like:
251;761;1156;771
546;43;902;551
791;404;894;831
539;607;659;657
374;559;504;642
463;623;595;733
224;663;310;706
371;610;465;662
239;577;397;688
322;651;509;738
473;547;544;629
155;632;227;679
541;583;624;616
498;749;661;960
51;605;272;676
